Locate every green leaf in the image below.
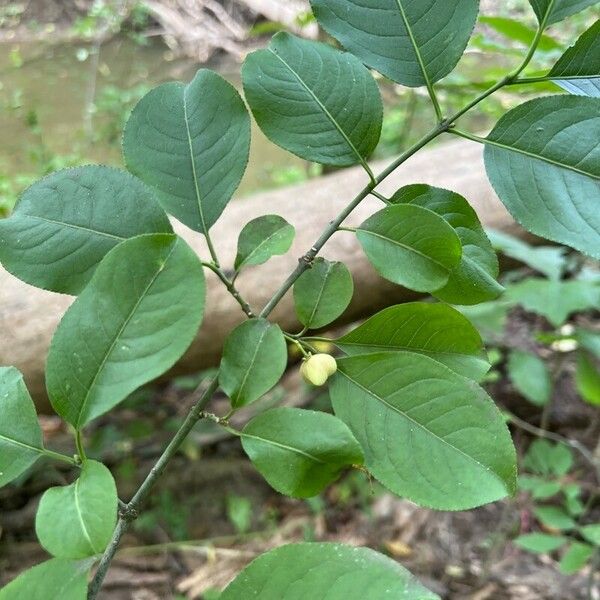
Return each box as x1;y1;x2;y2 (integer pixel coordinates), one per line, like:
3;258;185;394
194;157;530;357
514;533;567;553
576;350;600;405
523;439;573;476
528;0;598;25
456;301;511;343
46;234;205;428
580;524;600;545
221;542;440;600
0;166;172;295
219;319;287;408
0;367;44;487
310;0;479;87
479;16;561;51
548;20;600;97
335;302;489;381
356;205;461;293
36;460;117;558
293;258;354;329
506;278;600;326
391;185;502;305
533;506;577;531
242;32;382;167
507;350;552;407
241;408;364;498
578;328;600;357
0;558;90;600
559;543;594;574
123;69;250;234
486;228;567;280
483;95;600;259
234;215;295;270
330;352;516;510
518;475;562;499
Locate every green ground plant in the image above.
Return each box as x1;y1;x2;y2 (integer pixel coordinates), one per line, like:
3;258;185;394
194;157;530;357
0;0;599;598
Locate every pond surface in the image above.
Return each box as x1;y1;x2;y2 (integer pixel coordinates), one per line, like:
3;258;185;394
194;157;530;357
0;36;306;201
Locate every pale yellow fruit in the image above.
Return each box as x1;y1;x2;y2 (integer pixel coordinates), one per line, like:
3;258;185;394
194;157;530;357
300;354;337;386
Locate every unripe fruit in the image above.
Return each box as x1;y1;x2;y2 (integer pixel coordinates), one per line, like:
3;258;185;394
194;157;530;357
300;353;337;386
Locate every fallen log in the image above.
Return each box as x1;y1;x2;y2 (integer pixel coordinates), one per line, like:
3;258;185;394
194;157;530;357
0;140;520;409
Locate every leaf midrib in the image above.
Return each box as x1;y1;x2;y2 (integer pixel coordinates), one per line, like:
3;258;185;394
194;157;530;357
268;47;368;170
306;262;333;327
21;214;126;241
75;243;177;428
241;431;326;464
394;0;434;89
74;476;100;555
239;224;290;268
183;86;209;235
486;136;600;180
0;432;44;455
357;228;451;270
338;369;505;485
233;324;269;406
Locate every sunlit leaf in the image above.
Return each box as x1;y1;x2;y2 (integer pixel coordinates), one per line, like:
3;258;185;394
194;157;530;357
576;351;600;405
514;533;567;553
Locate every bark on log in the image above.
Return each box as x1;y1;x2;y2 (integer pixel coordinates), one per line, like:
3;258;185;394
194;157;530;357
0;140;519;409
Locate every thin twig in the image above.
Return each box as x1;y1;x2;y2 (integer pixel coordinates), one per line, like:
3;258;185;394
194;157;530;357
87;377;219;599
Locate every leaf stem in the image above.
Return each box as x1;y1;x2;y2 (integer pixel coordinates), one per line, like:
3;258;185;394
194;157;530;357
370;190;391;204
202;262;255;318
43;448;78;466
76;430;87;462
259;122;448;319
337;226;357;233
87;377;220;599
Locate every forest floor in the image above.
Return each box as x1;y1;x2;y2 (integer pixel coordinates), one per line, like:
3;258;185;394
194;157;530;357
1;309;599;600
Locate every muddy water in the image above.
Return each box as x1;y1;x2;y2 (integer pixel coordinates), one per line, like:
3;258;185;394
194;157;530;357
0;37;305;197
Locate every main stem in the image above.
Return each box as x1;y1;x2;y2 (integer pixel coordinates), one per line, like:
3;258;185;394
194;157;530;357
88;23;550;595
87;377;219;599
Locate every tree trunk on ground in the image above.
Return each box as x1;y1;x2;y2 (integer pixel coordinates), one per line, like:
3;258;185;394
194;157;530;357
0;140;521;409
